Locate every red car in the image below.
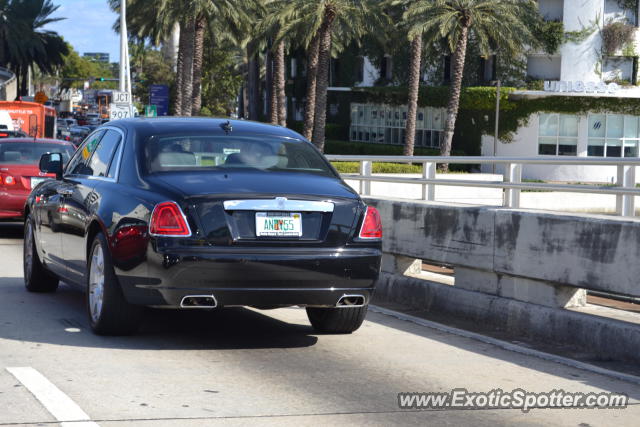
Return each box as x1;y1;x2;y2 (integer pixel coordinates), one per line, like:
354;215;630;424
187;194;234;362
0;138;75;220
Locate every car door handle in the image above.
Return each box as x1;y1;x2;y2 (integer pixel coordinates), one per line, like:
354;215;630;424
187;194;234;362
56;187;74;196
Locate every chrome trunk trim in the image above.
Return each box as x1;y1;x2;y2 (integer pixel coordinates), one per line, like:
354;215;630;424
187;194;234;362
223;198;334;212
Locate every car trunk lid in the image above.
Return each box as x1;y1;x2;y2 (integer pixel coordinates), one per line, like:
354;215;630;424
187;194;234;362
147;171;362;247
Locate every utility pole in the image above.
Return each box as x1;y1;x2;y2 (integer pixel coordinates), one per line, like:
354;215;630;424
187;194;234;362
119;0;130;96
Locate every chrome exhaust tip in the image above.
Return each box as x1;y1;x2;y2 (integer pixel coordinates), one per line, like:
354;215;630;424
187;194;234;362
336;294;365;307
180;295;218;308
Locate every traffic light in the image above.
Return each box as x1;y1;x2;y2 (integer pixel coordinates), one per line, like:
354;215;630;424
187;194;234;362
98;77;105;82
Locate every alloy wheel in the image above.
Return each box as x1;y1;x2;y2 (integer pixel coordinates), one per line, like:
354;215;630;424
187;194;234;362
89;244;105;323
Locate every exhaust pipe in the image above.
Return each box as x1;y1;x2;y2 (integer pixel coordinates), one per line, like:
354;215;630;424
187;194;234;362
336;294;365;307
180;295;218;309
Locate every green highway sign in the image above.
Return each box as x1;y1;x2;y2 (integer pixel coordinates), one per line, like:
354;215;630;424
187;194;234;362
144;105;157;117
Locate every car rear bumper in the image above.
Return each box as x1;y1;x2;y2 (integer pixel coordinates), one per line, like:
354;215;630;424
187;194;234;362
0;190;27;219
117;246;381;308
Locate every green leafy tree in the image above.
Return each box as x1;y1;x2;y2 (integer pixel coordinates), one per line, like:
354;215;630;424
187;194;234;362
111;0;253;116
0;0;68;96
58;46;116;89
404;0;539;168
200;38;243;116
131;48;173;103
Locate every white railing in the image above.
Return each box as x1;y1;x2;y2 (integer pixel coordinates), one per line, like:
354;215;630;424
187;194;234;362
324;155;640;217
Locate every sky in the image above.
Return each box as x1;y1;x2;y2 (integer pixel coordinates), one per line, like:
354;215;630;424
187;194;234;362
46;0;120;62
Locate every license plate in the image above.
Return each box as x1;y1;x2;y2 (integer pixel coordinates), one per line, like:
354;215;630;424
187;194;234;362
255;212;302;237
30;177;49;188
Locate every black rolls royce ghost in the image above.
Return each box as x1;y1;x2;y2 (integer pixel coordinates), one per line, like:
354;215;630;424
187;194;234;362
23;118;382;335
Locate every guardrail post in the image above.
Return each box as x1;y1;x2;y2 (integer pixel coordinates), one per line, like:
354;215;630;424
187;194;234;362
360;160;372;196
616;164;636;216
503;163;522;208
422;161;436;201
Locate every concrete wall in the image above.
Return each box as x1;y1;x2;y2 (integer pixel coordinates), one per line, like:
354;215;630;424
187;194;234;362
560;0;602;81
367;197;640;362
368;198;640;297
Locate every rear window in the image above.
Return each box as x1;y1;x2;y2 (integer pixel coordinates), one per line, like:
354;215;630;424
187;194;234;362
145;135;335;177
0;142;74;165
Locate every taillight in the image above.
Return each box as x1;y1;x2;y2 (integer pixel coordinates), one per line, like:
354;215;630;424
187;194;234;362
149;201;192;237
2;175;15;186
359;206;382;239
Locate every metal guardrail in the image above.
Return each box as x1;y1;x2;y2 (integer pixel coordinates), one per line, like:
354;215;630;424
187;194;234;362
324;155;640;217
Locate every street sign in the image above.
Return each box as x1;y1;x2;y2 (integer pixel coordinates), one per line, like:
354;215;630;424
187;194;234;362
144;105;157;117
112;91;131;104
34;91;48;104
150;85;169;116
109;103;134;120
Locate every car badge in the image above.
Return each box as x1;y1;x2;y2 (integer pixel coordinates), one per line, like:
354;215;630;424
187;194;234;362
275;197;287;210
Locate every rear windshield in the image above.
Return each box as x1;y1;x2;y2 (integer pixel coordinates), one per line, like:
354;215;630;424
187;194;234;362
145;135;336;177
0;142;74;165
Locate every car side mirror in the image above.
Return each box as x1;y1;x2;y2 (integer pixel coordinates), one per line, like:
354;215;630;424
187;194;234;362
39;152;63;179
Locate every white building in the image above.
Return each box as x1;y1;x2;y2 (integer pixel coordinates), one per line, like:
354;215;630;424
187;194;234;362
480;0;640;182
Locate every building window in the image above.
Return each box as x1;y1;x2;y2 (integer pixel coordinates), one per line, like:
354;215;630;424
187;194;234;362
538;113;578;155
538;0;564;22
588;114;640;157
350;103;444;147
526;55;561;80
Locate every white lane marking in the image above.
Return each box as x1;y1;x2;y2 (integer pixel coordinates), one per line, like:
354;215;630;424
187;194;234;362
369;305;640;386
6;367;99;426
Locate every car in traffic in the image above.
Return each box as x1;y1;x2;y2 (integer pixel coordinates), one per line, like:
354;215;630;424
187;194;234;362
0;138;75;221
0;129;29;138
24;118;382;336
68;126;91;147
86;113;101;125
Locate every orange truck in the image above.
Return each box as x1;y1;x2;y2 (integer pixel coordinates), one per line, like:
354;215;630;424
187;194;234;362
0;101;57;138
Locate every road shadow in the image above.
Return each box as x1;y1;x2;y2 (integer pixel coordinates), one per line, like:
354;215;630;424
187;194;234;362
0;222;24;239
0;277;318;351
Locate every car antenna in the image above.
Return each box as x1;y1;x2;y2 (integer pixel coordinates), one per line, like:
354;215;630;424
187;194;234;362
220;120;232;134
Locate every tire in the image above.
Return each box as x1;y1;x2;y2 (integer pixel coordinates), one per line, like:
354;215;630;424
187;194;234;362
23;216;59;293
87;232;142;335
306;305;368;334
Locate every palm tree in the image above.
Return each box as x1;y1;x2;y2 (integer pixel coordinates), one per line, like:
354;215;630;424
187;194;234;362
111;0;252;116
302;35;319;140
405;0;538;166
390;0;424;156
190;0;253;116
269;0;381;151
5;0;68;96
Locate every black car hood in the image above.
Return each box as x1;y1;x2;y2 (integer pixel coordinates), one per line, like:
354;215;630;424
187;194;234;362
145;170;359;199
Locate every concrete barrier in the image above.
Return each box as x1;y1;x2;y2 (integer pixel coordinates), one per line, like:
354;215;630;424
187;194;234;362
366;197;640;362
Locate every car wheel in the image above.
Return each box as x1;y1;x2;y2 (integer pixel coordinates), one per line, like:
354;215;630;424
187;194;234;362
23;216;59;293
306;305;368;334
87;232;142;335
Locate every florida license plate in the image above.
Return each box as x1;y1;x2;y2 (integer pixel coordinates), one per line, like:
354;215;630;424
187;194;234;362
255;212;302;237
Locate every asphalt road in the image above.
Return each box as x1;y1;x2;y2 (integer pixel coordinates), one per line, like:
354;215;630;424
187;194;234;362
0;222;639;426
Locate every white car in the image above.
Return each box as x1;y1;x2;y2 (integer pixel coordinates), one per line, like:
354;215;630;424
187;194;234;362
86;113;101;125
